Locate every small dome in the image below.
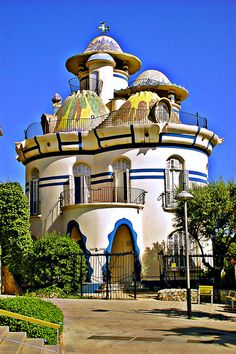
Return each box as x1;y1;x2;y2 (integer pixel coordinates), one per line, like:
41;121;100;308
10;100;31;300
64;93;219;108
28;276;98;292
84;35;122;53
87;53;115;64
66;35;141;75
112;91;160;124
135;69;171;84
54;90;109;132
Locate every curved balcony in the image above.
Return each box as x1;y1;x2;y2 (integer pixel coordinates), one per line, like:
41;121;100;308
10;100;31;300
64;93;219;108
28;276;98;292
68;77;103;95
60;187;146;209
24;109;207;139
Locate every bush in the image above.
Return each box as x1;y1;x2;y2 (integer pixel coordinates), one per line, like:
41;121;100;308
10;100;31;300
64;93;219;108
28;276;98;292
0;296;63;344
0;182;33;285
30;232;87;294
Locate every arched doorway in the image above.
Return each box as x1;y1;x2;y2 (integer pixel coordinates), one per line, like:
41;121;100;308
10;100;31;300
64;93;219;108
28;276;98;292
71;226;83;251
67;221;92;281
110;225;135;283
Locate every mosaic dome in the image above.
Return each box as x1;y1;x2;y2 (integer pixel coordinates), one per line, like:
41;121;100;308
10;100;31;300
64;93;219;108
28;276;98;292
135;70;170;84
112;91;160;124
66;35;141;75
85;36;122;53
54;90;109;132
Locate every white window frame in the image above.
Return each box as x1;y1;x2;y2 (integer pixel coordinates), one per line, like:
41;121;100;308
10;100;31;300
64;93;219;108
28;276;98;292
164;157;189;209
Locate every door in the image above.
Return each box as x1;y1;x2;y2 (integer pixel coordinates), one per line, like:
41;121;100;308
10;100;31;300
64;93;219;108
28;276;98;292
113;159;130;203
73;163;91;204
110;225;134;283
74;175;90;203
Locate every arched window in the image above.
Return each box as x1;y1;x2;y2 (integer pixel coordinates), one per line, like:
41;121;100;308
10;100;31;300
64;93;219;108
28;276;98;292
156;101;169;122
112;158;131;202
167;231;199;269
73;163;91;203
30;168;40;215
164;156;188;208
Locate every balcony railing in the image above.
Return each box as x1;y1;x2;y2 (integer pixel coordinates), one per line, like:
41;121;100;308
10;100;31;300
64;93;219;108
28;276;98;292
60;187;146;208
68;77;103;95
161;191;177;210
24;109;207;139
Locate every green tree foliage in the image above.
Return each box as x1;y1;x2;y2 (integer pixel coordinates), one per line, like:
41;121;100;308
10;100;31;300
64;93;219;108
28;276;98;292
0;182;33;282
0;296;63;345
174;180;236;272
30;232;87;294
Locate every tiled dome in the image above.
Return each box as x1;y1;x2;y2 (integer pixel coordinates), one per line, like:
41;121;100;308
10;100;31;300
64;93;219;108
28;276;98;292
84;36;122;53
135;70;170;84
66;35;141;75
54;90;109;132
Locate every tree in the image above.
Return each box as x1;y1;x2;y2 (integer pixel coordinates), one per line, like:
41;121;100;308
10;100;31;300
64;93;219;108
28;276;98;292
0;182;33;283
142;241;165;279
174;180;236;274
30;232;87;294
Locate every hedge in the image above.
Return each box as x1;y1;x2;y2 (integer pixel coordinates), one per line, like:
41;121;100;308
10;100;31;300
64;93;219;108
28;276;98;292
0;296;63;345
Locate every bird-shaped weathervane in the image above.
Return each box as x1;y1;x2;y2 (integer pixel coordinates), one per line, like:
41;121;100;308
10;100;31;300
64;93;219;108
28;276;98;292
97;22;110;34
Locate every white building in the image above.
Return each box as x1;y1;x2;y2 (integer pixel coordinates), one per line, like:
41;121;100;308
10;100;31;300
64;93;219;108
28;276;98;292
16;32;223;282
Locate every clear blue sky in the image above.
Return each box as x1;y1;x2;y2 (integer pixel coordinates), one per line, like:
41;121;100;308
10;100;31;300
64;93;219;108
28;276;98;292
0;0;235;187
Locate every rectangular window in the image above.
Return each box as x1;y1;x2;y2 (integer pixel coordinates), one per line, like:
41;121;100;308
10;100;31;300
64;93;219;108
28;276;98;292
30;179;40;215
164;169;189;209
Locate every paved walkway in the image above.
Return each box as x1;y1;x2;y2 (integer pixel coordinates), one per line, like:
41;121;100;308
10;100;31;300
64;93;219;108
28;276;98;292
50;298;236;354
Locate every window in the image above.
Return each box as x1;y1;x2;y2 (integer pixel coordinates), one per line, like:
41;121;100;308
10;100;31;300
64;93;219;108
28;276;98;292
30;168;40;215
89;71;103;95
167;231;199;269
157;101;169;122
73;163;91;203
112;158;130;202
80;76;89;90
164;157;188;209
167;231;185;268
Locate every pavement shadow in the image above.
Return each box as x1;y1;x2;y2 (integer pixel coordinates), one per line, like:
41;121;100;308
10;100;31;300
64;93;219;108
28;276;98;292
152;326;236;347
139;307;235;321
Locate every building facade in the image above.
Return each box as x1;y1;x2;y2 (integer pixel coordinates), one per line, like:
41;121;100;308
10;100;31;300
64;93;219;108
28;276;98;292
16;33;223;281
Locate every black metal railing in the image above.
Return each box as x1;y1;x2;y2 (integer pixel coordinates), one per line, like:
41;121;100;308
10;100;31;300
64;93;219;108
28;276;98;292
68;77;103;95
60;187;146;208
24;122;43;139
180;111;207;129
24;108;207;138
32;251;138;299
161;191;178;210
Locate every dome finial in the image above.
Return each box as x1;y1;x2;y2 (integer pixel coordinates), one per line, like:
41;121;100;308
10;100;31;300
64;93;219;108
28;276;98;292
97;21;110;34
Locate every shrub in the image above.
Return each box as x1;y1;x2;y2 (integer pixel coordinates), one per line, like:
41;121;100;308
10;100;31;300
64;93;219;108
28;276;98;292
0;182;33;284
28;285;68;298
0;296;63;344
30;232;87;294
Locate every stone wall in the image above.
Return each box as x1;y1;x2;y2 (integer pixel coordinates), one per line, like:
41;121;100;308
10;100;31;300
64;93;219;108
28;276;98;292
157;288;198;303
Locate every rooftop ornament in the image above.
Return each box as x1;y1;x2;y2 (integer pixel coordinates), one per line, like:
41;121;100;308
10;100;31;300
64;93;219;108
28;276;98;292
97;21;110;34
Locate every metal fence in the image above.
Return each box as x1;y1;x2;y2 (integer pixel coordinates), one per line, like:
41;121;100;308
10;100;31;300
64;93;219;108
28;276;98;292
83;252;137;299
33;252;137;300
24;108;207;139
60;187;146;208
30;252;235;299
159;254;225;289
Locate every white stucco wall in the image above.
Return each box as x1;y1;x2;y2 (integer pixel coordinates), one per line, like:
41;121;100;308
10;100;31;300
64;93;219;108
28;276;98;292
26;141;208;258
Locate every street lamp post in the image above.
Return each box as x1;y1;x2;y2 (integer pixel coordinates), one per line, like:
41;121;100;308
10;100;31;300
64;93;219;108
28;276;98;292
175;190;194;319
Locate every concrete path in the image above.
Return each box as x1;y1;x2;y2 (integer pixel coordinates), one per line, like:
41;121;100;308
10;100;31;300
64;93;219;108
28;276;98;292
51;298;236;354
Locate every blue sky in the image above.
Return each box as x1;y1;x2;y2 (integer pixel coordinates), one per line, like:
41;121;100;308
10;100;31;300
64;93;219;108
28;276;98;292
0;0;235;187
